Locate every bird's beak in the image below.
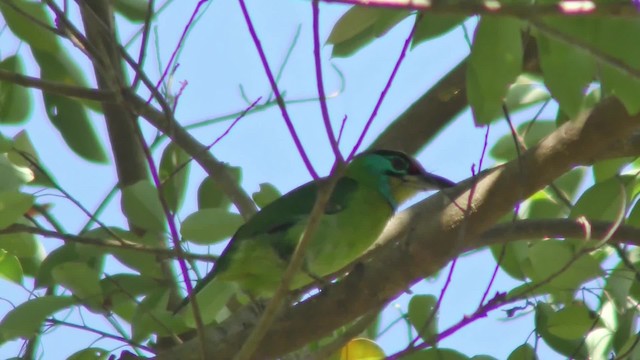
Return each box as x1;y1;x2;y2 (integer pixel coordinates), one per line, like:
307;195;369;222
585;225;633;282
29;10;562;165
404;171;456;191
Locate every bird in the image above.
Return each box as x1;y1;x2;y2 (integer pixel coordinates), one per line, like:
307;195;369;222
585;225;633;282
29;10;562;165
176;149;454;319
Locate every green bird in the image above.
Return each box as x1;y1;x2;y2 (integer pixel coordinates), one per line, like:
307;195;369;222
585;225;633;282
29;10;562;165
177;150;454;319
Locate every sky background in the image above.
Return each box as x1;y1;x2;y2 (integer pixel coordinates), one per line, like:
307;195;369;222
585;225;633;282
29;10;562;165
0;0;564;358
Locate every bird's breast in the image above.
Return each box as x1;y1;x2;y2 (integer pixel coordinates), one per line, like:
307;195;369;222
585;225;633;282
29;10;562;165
305;187;394;276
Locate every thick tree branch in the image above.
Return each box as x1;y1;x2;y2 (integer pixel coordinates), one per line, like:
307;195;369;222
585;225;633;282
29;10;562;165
153;97;640;359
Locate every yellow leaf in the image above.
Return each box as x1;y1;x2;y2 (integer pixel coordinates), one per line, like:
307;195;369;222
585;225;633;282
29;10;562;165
339;338;385;360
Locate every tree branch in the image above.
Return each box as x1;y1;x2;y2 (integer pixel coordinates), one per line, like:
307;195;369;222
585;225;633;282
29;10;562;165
123;90;258;218
0;224;216;262
478;218;640;249
0;68;116;101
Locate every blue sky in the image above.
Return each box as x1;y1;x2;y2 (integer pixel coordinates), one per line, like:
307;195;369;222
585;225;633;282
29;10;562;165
0;1;563;358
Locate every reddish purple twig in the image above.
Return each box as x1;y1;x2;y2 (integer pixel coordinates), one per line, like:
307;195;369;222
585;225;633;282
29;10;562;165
348;18;417;160
172;80;189;113
206;97;262;150
476;125;504;307
148;0;208;104
238;0;319;179
337;115;348;145
411;257;458;346
312;0;342;162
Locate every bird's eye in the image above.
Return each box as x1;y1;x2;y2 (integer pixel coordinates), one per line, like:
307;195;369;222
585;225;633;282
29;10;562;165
391;157;408;171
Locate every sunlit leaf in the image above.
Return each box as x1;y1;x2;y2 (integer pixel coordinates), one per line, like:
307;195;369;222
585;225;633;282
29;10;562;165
336;338;385;360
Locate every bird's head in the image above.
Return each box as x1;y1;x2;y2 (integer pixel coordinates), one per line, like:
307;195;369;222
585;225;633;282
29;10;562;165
348;149;455;209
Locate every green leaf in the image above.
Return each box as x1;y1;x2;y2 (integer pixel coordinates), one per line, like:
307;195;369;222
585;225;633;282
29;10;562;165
536;31;595;118
112;248;164;278
7;130;55;188
0;224;43;258
535;302;589;358
552;168;585;203
101;274;160;319
585;327;614;359
402;348;468;360
507;344;537;360
0;295;75;342
159;142;190;212
595;19;640;115
571;176;631;222
51;262;103;307
252;183;281;208
0;191;33;230
0;249;23;284
0;2;58;53
42;93;108;163
197;166;242;210
122;181;166;232
546;303;596;339
35;243;103;289
503;74;551;113
412;14;465;47
181;208;244;245
114;0;149;22
490;241;528;281
408;294;438;343
490;120;556;161
0;155;33;192
467;17;523;124
617;330;640;359
328;7;410;58
0;56;32;123
67;348;109;360
593;158;634;183
180;279;236;327
527;240;602;291
526;191;566;220
132;288;187;341
603;264;635;311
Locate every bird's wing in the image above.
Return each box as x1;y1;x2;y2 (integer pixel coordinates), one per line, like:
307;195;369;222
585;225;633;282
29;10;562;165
234;176;359;240
175;176;359;312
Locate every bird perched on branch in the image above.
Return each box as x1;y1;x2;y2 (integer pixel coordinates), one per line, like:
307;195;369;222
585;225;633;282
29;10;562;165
176;149;454;319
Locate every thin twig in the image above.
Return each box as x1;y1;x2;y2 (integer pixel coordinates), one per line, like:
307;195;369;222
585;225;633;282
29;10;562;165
312;0;342;162
1;223;216;262
131;0;156;90
238;0;318;179
0;68;115;101
348;15;417;160
149;0;208;103
131;121;208;359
